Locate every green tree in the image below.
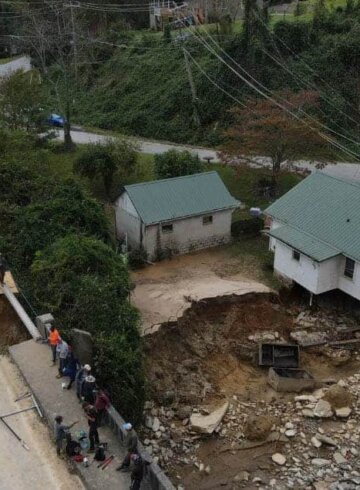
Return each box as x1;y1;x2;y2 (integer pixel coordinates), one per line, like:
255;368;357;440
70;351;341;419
154;149;204;179
74;139;138;198
0;70;45;132
93;332;145;424
14;180;111;266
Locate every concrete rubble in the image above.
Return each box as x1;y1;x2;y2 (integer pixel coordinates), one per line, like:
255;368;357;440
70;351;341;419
141;372;360;489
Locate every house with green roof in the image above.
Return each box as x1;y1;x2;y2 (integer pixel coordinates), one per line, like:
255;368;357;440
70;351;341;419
115;171;240;260
265;172;360;301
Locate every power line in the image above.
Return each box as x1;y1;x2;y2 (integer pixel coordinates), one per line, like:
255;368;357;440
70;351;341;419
179;21;360;161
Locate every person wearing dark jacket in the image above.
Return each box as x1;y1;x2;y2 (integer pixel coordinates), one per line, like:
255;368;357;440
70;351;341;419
130;454;144;490
116;423;138;471
75;364;91;401
83;402;99;452
82;375;96;404
62;351;78;390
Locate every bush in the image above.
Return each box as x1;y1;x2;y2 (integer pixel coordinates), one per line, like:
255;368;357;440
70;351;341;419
128;246;148;269
154;149;204;179
231;218;263;237
93;331;145;424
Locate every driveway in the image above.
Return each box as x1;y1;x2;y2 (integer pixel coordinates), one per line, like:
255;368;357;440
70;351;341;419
0;56;31;77
0;355;84;490
57;129;360;182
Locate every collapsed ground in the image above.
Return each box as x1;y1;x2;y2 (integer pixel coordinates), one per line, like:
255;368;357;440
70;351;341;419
143;291;360;489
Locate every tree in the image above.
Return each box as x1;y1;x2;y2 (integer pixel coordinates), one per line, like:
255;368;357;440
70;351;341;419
222;91;331;188
154;149;204;179
74;139;138;198
14;180;111;266
0;70;45;132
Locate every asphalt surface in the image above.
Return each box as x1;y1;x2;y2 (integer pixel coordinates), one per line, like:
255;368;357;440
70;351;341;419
0;355;84;490
10;340;138;490
0;56;31;77
57;129;360;182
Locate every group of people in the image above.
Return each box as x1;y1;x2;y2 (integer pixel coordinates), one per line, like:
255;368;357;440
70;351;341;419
49;325;145;489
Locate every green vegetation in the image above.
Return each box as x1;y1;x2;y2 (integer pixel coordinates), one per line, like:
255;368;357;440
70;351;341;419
0;131;145;423
154;149;204;179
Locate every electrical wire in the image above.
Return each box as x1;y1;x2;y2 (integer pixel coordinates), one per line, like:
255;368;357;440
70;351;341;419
179;20;360;161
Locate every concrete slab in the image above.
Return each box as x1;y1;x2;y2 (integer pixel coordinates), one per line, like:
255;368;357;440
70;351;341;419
9;339;146;490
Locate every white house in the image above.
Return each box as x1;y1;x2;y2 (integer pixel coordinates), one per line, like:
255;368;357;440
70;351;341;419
115;171;239;260
265;172;360;301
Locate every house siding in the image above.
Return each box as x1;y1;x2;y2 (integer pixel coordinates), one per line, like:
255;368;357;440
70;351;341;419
143;209;233;260
115;192;142;249
338;257;360;301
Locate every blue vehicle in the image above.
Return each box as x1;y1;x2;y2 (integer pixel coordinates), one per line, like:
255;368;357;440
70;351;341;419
46;113;65;127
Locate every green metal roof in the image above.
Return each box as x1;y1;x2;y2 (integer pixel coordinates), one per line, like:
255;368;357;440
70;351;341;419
265;172;360;262
123;171;239;225
267;225;339;262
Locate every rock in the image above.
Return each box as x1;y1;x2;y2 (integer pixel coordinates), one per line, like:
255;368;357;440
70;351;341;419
145;415;153;429
199;463;205;472
152;417;161;432
302;408;315;418
205;465;211;474
272;453;286;465
335;407;352;418
312;458;331;467
323;384;353;409
190;402;229;435
314;482;329;490
285;422;294;429
177;406;192;420
244;414;275;441
285;429;297;437
233;471;249;482
313;400;333;418
317;434;338;447
162;390;175;406
290;330;327;346
295;395;316;403
270;479;277;487
333;452;347;464
311;436;322;448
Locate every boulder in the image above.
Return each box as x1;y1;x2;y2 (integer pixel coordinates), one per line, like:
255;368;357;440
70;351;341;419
272;453;286;465
152;417;160;432
335;407;352;418
244;414;275;441
190;402;229;435
317;434;338;447
323;384;353;409
333;452;347;464
312;458;331;467
233;471;249;482
311;436;322;448
313;400;333;418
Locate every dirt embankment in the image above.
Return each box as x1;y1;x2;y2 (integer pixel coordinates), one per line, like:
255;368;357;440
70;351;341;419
0;296;29;349
144;292;293;405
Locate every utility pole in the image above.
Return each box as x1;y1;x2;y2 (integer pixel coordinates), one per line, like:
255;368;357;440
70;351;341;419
183;47;201;127
69;0;78;80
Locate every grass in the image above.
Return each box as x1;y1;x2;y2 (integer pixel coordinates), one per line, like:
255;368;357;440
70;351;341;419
212;163;303;220
0;54;23;64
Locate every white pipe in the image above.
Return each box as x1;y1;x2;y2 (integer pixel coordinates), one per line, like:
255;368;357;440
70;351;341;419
3;284;41;340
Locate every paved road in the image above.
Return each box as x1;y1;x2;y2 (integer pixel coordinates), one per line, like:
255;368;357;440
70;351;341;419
0;56;31;77
58;129;360;182
0;355;84;490
57;129;219;161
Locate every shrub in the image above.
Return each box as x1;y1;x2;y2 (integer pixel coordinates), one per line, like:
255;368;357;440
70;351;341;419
154;149;204;179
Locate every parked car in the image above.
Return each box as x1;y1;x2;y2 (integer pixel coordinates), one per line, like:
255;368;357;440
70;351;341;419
46;113;65;127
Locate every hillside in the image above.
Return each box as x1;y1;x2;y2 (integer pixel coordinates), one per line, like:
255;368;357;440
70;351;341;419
78;3;360;147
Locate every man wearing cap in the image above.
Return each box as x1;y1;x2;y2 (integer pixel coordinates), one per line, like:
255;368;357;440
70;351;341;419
75;364;91;401
116;422;138;471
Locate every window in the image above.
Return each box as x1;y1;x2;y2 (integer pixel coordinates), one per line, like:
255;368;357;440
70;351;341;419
161;223;173;234
344;257;355;279
292;250;300;261
202;215;213;225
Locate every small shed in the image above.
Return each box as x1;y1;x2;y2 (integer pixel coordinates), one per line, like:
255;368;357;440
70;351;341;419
115;171;240;260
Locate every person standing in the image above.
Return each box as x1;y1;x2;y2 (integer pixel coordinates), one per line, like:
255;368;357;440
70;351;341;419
82;375;96;404
48;325;60;365
116;423;138;471
54;415;78;456
94;389;110;427
75;364;91;402
62;349;78;390
83;402;99;453
129;454;144;490
56;339;69;378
